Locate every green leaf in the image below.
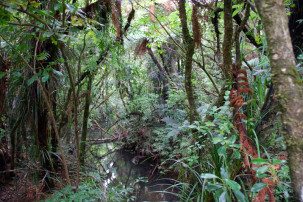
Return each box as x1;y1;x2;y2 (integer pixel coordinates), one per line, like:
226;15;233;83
225;179;241;190
220;167;228;179
205;121;215;127
233;150;241;159
251;183;267;192
53;70;63;76
233;190;248;202
298;54;303;60
230;135;236;143
71;16;83;26
232;4;243;17
273;159;285;165
214;189;224;201
230;144;241;149
213;137;222;144
254;165;269;175
51;36;58;45
28;74;38;86
253;69;267;75
37;52;48;61
0;9;11;26
219;191;226;202
200;173;218;179
43;31;54;38
36;10;49;16
66;4;76;13
42;71;49;82
205;183;222;191
29;1;41;8
218;146;226;157
252;158;268;165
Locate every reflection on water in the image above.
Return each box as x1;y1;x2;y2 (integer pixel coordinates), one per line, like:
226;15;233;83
97;147;180;202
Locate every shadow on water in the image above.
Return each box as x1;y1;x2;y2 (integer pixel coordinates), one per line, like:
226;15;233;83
97;146;180;202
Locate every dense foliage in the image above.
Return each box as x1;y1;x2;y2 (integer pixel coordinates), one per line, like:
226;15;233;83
0;0;302;201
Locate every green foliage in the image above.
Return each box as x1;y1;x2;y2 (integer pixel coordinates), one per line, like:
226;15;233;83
45;173;136;202
0;0;296;201
0;8;11;26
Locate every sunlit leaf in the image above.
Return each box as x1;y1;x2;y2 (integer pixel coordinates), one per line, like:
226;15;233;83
219;191;226;202
200;173;218;179
205;122;215;126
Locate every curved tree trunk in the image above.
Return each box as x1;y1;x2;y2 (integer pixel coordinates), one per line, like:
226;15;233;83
255;1;303;201
80;74;93;167
207;0;233;118
178;0;198;123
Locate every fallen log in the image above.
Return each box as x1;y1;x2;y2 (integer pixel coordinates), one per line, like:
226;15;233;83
87;135;125;144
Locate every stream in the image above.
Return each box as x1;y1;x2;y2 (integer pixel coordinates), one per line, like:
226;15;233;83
92;143;180;201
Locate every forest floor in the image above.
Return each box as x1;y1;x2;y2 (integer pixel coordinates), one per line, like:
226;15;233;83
0;169;63;201
0;177;47;202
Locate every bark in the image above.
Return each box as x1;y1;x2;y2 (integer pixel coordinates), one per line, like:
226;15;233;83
111;0;123;43
222;0;233;79
255;1;303;201
178;0;199;123
211;8;221;58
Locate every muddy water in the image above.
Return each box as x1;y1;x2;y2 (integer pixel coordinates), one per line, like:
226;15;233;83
96;145;180;202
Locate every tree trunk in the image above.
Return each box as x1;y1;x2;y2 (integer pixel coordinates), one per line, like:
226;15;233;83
207;0;233;119
80;75;93;167
222;0;233;80
255;1;303;201
178;0;198;123
51;91;58;166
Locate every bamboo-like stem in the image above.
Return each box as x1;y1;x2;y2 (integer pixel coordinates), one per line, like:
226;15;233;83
58;41;80;188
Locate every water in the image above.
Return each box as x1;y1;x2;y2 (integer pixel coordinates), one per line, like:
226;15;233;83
93;145;180;201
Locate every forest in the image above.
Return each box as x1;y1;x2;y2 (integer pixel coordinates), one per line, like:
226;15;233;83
0;0;303;201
